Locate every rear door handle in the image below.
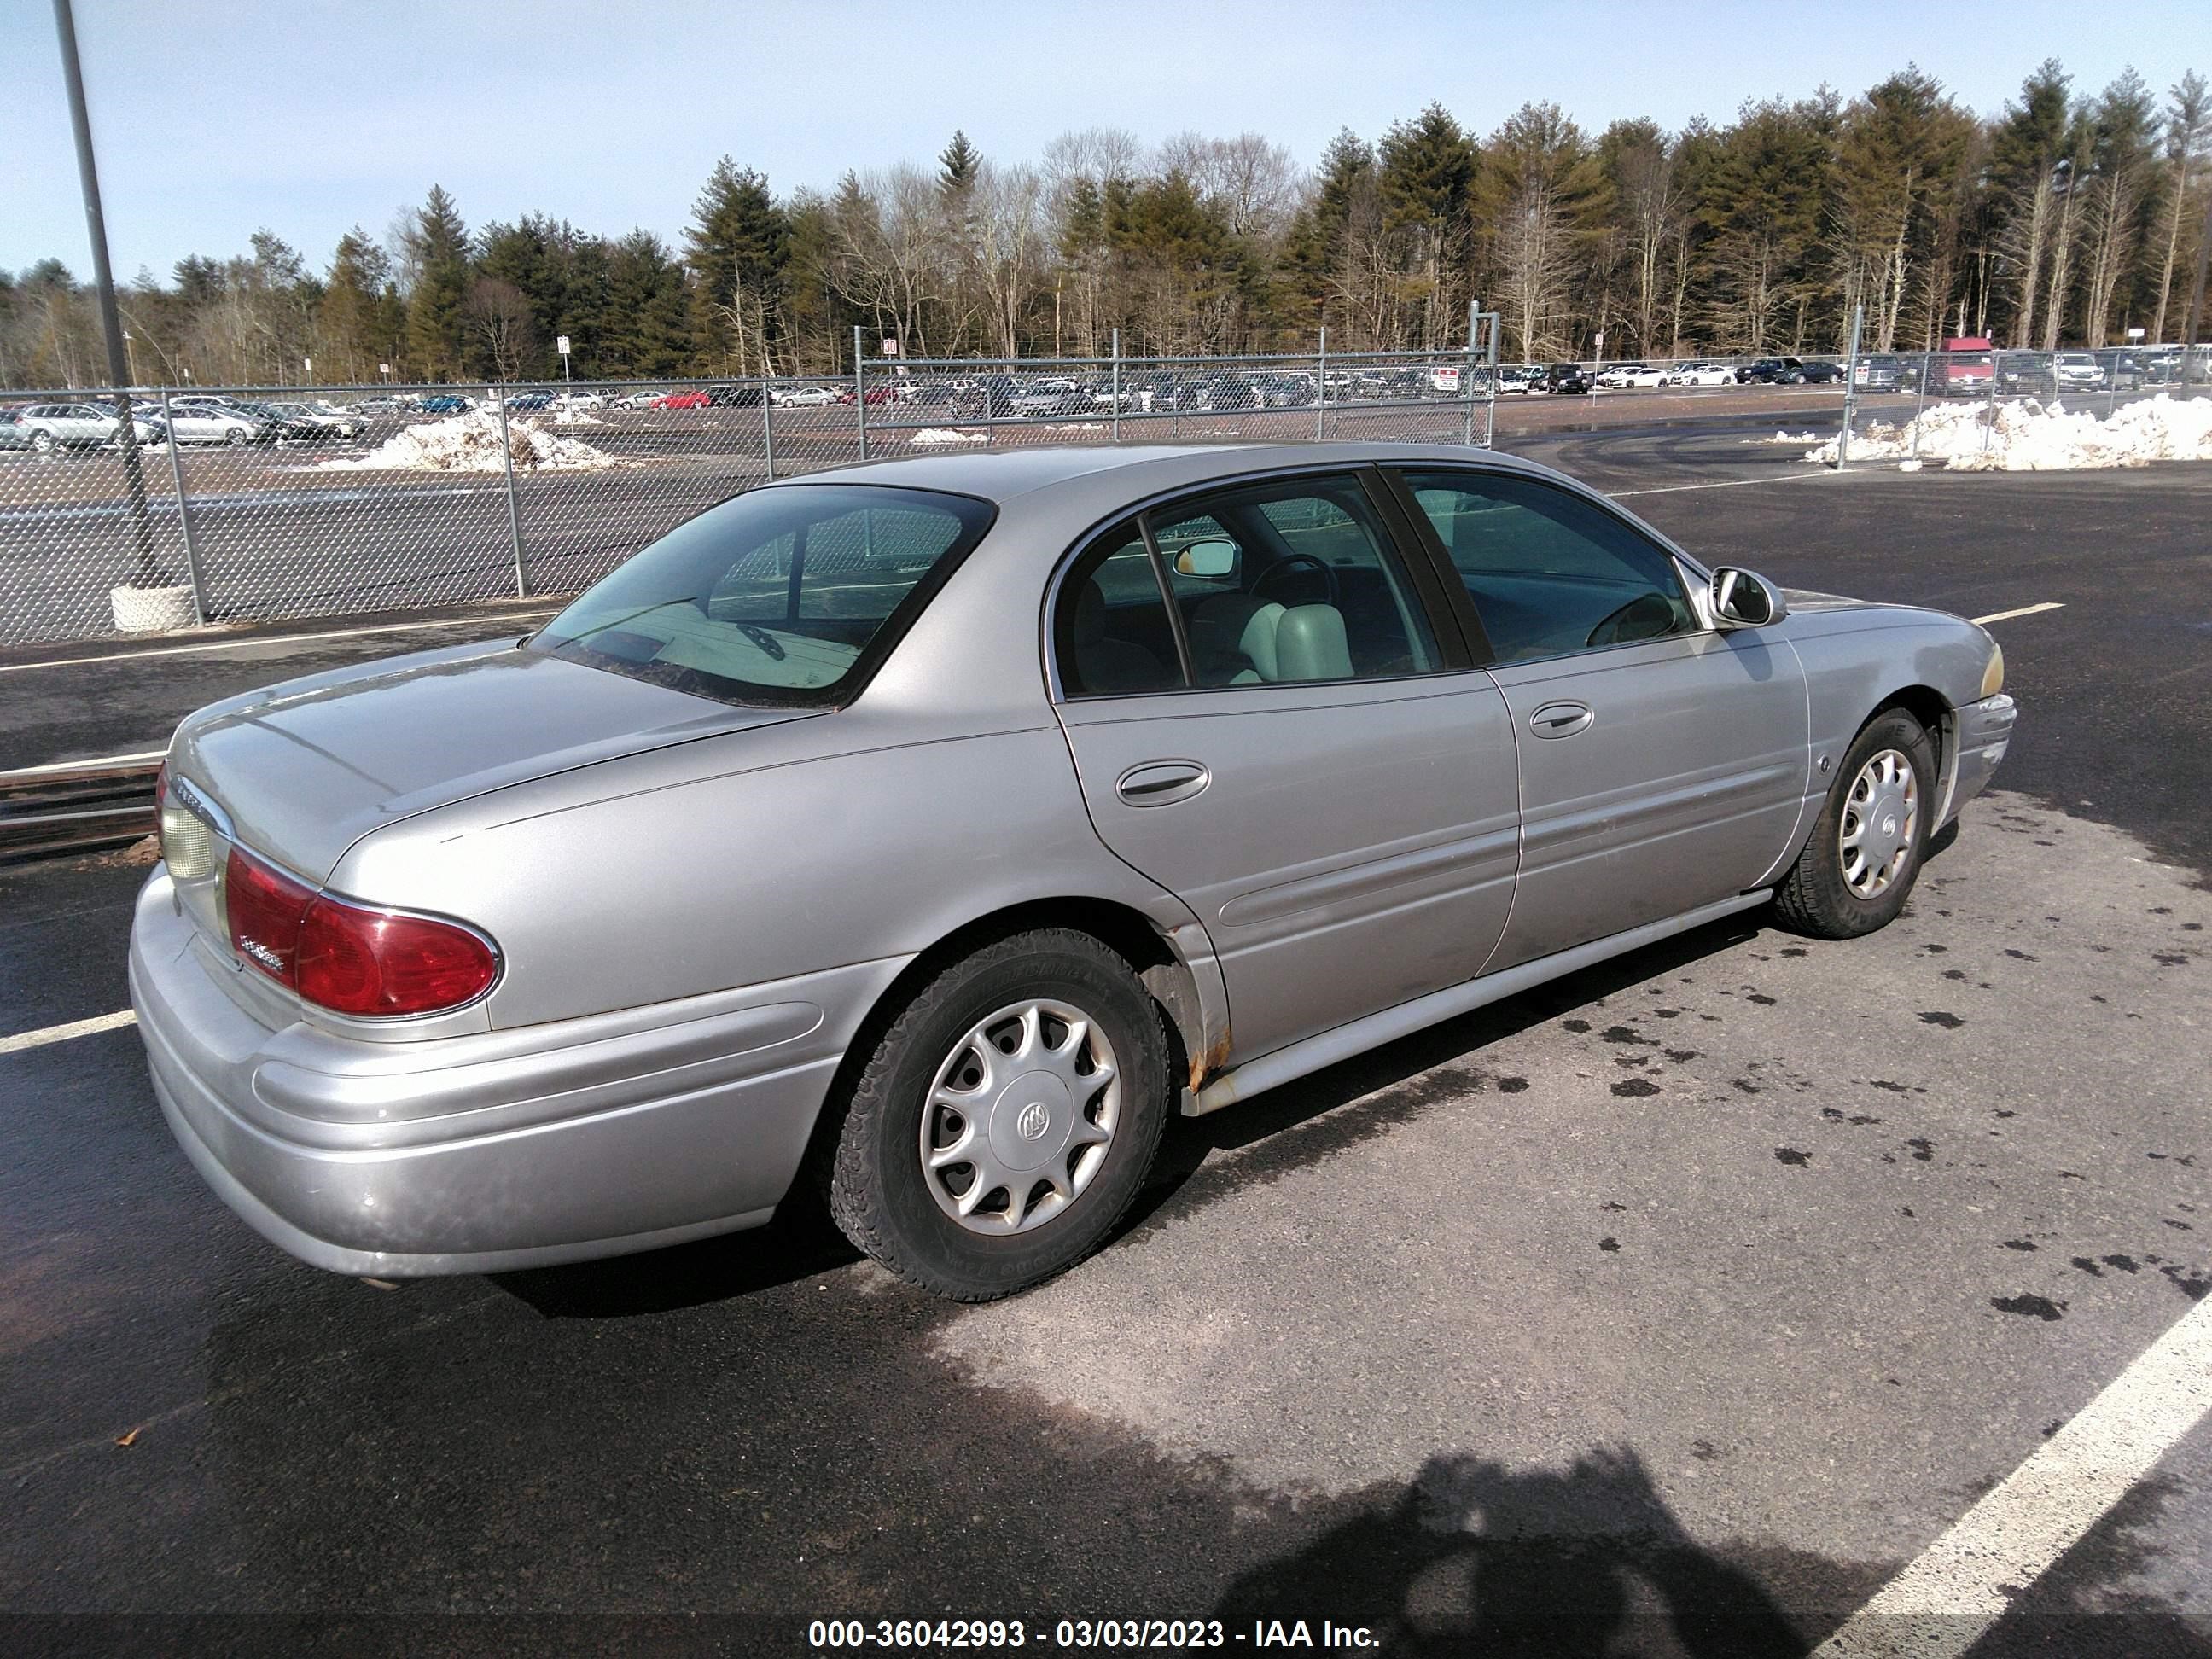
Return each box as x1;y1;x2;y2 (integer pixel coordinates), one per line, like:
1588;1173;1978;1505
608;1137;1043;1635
1115;760;1210;806
1529;701;1593;739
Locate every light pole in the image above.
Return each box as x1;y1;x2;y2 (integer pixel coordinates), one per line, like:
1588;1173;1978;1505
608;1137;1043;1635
53;0;161;590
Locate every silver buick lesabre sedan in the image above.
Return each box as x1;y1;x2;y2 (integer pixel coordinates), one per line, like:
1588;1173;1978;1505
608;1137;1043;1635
132;443;2017;1300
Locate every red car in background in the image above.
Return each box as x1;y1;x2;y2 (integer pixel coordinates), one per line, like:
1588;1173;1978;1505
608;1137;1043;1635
1933;337;1994;397
649;389;711;410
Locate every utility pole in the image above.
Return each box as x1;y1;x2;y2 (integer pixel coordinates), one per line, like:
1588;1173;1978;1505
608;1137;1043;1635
53;0;161;587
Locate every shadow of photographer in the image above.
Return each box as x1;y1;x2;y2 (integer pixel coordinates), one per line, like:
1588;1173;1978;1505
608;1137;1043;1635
1213;1445;1807;1657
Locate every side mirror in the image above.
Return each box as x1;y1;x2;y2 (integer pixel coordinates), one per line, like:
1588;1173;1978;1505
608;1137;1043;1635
1710;567;1787;629
1173;539;1238;579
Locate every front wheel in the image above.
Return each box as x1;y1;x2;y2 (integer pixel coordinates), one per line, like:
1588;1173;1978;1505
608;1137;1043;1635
829;928;1172;1301
1773;709;1938;939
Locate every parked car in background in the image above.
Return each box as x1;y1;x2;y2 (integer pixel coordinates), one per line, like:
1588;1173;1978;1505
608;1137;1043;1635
260;401;363;439
649;389;712;410
2052;352;2106;392
1595;363;1667;388
1777;358;1844;384
771;384;844;407
503;391;558;413
1666;361;1736;387
1734;358;1787;384
1932;338;1995;397
351;395;410;416
0;408;32;451
132;442;2015;1300
15;401;145;452
1254;373;1318;408
1542;363;1592;394
707;384;765;408
1496;364;1546;394
1994;354;2056;397
1850;356;1923;393
551;390;608;410
414;394;474;416
158;402;276;447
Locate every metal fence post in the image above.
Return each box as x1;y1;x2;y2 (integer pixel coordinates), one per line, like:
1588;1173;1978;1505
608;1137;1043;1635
493;387;528;597
157;388;210;624
1908;351;1930;463
1110;329;1121;442
1836;302;1864;469
1317;327;1328;441
1483;306;1500;447
761;376;777;480
1463;301;1477;446
853;326;869;460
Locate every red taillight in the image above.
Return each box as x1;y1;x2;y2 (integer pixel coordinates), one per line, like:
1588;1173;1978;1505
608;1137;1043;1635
224;847;498;1016
226;846;313;984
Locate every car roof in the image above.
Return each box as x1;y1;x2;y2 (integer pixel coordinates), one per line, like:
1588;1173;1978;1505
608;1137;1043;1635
759;440;1586;520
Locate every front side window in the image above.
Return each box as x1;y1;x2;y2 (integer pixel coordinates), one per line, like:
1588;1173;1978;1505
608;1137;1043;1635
1395;470;1695;664
533;484;994;707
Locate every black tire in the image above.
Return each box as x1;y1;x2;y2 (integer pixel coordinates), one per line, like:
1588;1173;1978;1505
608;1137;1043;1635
1773;708;1938;940
829;928;1172;1301
31;430;55;454
225;428;248;447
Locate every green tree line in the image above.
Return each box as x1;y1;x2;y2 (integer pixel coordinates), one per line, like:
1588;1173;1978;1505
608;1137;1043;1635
3;58;2206;389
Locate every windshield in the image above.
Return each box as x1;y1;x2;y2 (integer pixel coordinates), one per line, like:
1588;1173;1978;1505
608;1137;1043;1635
531;483;996;707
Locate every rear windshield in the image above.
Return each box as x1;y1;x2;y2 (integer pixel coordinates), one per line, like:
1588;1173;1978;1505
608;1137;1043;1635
531;483;995;707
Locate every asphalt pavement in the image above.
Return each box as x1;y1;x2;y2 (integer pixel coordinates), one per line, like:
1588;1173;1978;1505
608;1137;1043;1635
1;441;2206;1656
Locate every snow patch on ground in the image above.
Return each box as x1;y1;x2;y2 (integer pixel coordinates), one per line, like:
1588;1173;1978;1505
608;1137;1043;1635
1039;422;1109;434
911;428;988;445
551;410;605;427
1767;430;1819;444
314;410;631;472
1802;393;2212;471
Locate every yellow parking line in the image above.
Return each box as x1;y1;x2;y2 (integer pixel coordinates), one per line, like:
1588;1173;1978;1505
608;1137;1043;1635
0;1010;137;1056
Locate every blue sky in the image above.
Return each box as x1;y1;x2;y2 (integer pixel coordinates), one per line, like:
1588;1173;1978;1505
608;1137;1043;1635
5;0;2203;280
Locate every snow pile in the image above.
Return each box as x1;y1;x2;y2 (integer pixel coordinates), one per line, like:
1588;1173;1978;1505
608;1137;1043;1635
911;428;988;445
1040;422;1109;434
316;410;630;472
1767;430;1819;444
1802;394;2212;471
551;410;605;427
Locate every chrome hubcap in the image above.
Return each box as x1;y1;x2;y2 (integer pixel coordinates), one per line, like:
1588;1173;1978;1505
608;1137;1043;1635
920;999;1120;1236
1840;748;1918;899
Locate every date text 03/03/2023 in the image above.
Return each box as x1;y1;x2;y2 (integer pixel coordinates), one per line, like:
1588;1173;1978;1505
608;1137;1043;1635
805;1619;1380;1650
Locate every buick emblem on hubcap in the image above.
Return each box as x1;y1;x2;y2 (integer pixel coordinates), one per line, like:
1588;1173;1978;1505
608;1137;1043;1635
1016;1102;1051;1140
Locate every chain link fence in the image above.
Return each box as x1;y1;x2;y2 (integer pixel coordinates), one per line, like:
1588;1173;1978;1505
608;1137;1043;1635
3;329;2205;648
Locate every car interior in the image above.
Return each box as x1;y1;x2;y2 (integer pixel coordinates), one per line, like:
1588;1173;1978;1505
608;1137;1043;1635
1061;477;1438;696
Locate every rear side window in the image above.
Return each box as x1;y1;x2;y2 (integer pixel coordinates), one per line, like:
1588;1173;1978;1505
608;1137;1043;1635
533;484;994;707
1396;469;1695;663
1055;520;1184;697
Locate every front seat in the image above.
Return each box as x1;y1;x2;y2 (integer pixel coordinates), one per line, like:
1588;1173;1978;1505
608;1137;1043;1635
1193;594;1353;684
1070;580;1170;694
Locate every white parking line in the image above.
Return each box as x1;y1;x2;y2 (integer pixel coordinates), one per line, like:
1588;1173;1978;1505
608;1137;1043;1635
1812;1294;2212;1658
1611;470;1850;498
0;1009;137;1056
1971;602;2066;626
0;611;560;674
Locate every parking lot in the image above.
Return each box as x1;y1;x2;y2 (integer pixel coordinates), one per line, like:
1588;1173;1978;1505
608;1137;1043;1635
2;434;2208;1654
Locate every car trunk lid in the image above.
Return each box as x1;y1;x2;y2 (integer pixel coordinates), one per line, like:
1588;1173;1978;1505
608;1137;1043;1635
168;638;811;887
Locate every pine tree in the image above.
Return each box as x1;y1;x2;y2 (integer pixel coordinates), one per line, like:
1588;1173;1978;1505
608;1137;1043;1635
685;158;791;374
940;131;981;200
403;185;472;380
319;228;391;381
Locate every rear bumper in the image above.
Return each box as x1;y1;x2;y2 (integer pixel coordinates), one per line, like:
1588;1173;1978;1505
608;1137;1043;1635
1946;692;2017;822
130;870;905;1276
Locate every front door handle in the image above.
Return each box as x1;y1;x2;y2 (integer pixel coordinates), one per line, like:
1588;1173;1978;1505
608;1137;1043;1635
1115;760;1210;806
1529;701;1594;739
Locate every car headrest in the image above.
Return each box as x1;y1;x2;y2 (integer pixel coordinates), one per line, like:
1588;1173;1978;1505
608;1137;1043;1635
1275;604;1353;681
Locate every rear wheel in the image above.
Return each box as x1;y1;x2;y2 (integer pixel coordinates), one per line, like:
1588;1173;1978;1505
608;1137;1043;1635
31;430;55;454
1773;709;1938;940
829;928;1171;1301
